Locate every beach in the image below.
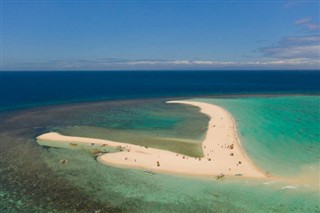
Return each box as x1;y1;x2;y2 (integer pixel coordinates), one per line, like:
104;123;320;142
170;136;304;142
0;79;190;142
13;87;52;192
37;100;267;178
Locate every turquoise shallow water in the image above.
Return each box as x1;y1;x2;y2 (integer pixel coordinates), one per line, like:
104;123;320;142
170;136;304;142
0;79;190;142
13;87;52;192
1;95;319;212
193;96;320;179
40;147;319;213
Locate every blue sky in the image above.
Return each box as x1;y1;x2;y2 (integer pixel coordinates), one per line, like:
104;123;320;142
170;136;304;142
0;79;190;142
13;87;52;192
2;1;320;70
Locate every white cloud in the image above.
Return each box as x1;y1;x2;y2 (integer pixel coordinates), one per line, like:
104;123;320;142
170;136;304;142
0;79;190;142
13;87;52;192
306;23;320;30
6;57;319;70
295;17;320;31
295;17;312;25
259;35;320;60
261;45;319;59
284;35;320;43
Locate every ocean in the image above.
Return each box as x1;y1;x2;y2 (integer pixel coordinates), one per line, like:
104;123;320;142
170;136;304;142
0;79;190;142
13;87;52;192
2;70;319;111
0;70;319;212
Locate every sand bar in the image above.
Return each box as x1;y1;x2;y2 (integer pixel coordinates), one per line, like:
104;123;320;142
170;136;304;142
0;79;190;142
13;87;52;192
36;100;267;178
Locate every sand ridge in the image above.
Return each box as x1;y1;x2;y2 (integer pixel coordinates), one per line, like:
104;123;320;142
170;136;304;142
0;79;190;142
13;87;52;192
36;100;267;178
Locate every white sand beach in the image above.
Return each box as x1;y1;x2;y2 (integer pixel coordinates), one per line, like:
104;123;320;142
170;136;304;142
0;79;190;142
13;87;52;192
36;101;267;178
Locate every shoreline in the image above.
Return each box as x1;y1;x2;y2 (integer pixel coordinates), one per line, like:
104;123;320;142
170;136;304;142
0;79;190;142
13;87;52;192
36;100;268;179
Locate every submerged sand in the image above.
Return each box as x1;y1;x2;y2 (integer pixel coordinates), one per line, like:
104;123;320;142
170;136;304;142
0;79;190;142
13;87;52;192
36;100;267;178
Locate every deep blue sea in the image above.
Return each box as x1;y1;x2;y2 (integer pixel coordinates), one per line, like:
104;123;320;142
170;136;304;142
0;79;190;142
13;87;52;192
1;70;320;111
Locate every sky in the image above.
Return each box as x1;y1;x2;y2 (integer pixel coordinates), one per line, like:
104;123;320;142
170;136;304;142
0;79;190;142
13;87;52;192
1;1;320;70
